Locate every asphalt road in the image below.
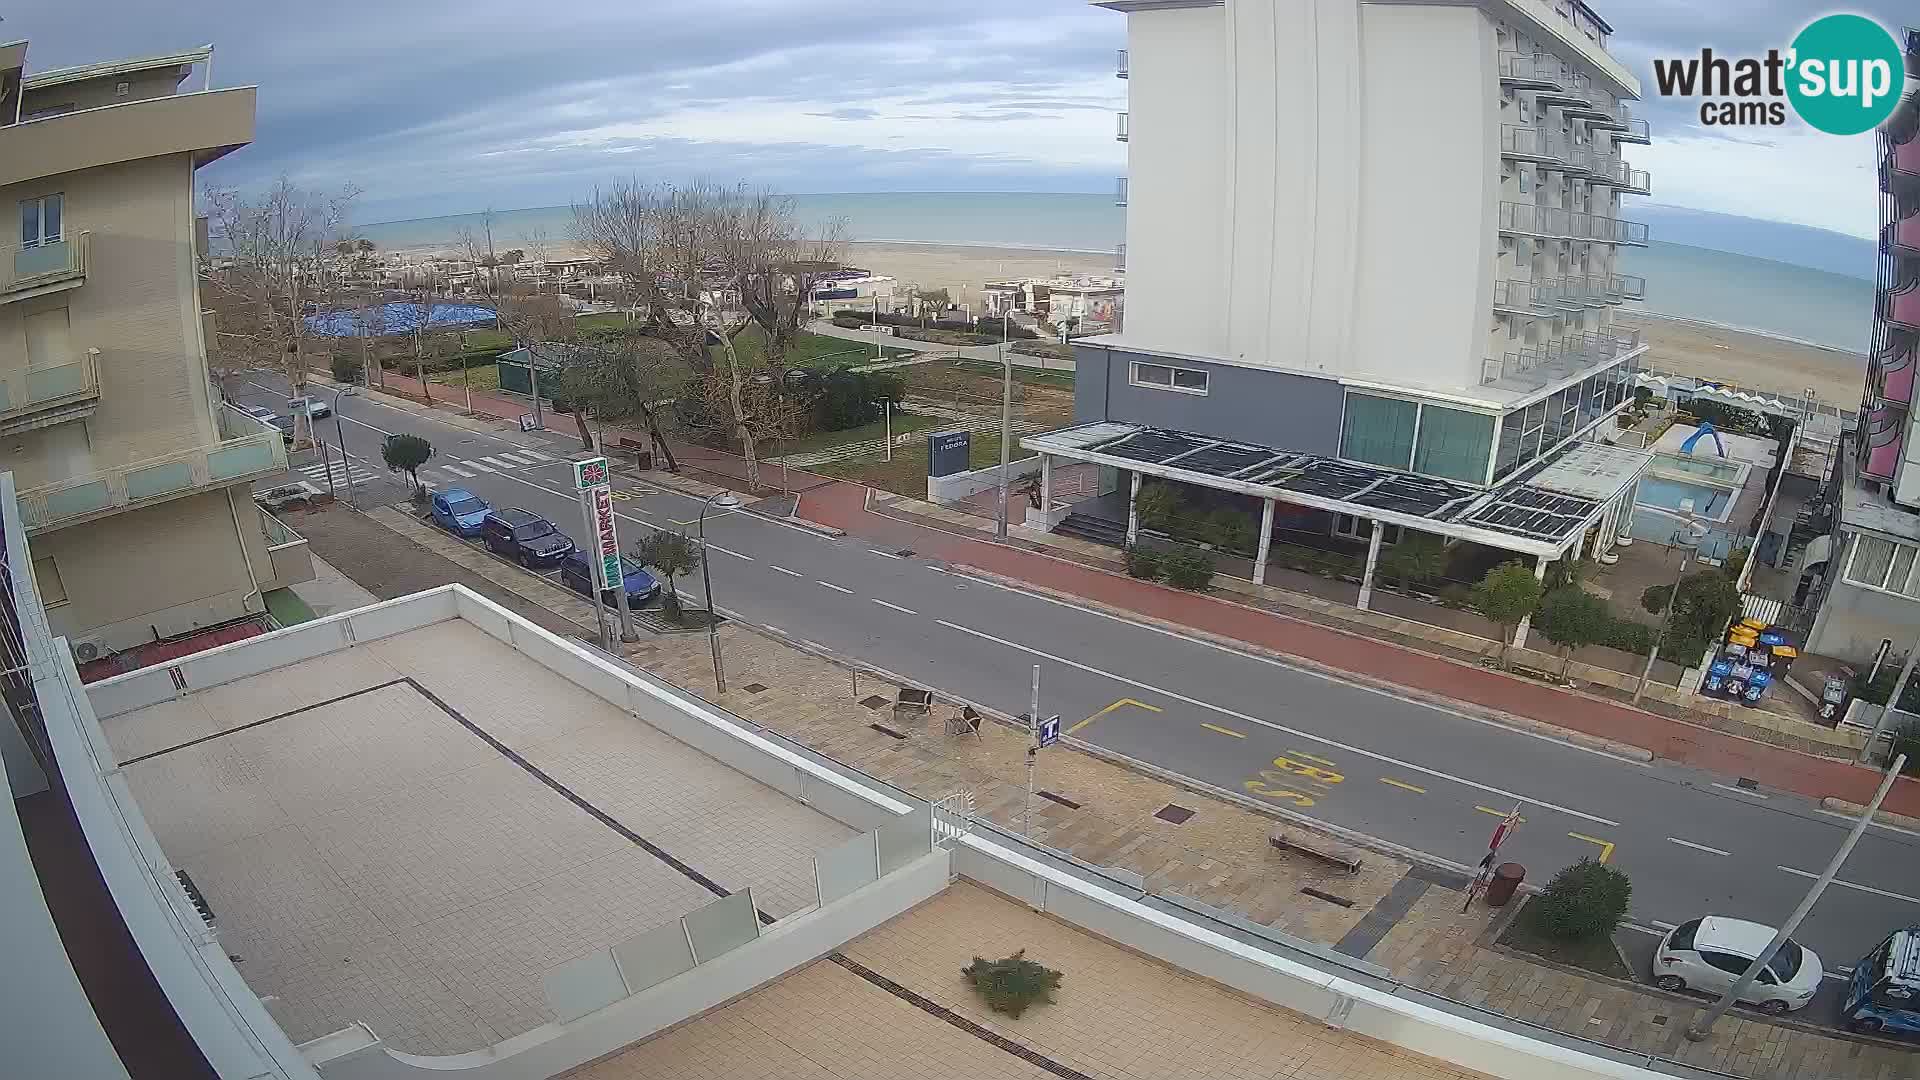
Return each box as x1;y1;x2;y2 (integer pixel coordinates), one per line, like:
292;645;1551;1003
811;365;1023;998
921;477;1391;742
234;374;1920;987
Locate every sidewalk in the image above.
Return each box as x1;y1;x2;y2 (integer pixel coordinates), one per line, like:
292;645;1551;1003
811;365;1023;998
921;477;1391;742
284;499;1913;1080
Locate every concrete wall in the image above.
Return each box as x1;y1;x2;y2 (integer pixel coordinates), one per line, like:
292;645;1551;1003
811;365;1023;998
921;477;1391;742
36;486;259;652
1074;342;1344;453
927;455;1041;505
1808;575;1920;666
24;66;189;114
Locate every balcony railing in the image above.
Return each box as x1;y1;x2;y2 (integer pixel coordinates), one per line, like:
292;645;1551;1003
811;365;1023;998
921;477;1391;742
1498;52;1568;89
1889;211;1920;257
1594;159;1651;193
1893;132;1920;180
1536;71;1594;107
16;403;287;533
1116;112;1129;142
0;351;99;430
1615;116;1651;143
1499;202;1576;239
1609;273;1646;300
1115;176;1128;207
1484;327;1642;387
1116;49;1128;78
1114;243;1127;272
3;231;89;302
1500;124;1569;164
1585;214;1650;245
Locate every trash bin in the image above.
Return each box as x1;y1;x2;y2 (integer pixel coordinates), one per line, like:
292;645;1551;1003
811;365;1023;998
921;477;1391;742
1485;862;1525;907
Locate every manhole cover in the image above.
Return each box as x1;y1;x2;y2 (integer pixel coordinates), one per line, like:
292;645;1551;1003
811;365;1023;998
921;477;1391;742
741;683;768;694
1651;1016;1667;1027
1736;777;1760;790
859;695;892;710
1154;804;1195;825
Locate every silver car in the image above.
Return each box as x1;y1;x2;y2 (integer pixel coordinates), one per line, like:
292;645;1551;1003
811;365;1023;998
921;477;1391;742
287;395;332;420
1653;916;1822;1014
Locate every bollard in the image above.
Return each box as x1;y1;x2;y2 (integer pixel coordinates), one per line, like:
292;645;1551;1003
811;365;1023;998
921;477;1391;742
1485;862;1526;907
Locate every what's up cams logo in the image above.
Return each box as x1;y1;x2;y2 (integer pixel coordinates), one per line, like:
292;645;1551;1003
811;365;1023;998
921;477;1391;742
1651;14;1906;135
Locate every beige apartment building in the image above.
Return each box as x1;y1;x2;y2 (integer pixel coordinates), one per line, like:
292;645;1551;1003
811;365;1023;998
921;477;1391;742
0;40;306;663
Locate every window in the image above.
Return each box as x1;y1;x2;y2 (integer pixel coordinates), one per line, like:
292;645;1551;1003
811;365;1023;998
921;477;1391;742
1519;168;1531;194
1667;919;1701;952
20;192;63;247
1129;361;1208;396
1340;393;1418;470
1846;534;1920;597
1701;951;1751;977
1334;515;1401;545
32;556;66;606
1412;406;1495;484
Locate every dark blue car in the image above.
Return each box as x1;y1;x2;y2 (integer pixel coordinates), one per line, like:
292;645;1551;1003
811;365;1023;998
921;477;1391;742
480;507;575;568
429;488;492;537
561;551;660;608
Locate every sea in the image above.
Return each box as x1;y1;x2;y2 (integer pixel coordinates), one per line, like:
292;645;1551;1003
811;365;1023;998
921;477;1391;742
357;192;1877;355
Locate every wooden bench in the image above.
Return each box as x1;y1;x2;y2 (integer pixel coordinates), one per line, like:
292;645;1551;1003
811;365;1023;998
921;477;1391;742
1269;829;1363;875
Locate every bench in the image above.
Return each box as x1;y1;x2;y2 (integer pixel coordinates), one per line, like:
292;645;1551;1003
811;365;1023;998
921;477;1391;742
895;687;934;715
944;705;984;740
1269;829;1363;875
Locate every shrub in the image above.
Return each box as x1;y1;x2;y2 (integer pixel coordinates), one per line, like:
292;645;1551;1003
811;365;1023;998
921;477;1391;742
1893;736;1920;776
1438;583;1474;610
1201;507;1257;555
972;317;1039;341
1527;859;1632;943
1163;548;1217;590
1133;481;1182;533
330;352;364;383
961;950;1062;1018
1123;545;1163;580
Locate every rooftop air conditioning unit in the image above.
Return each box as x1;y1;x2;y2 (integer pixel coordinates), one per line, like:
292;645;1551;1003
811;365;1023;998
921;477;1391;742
72;641;101;663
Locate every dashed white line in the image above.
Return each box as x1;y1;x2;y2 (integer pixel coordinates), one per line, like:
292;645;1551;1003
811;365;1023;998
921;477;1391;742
770;565;805;578
871;599;918;615
932;619;1618;827
1711;783;1768;799
925;565;947;574
1815;808;1920;841
1667;837;1731;856
443;464;476;477
707;544;754;560
459;459;497;473
479;455;515;468
868;549;902;560
1778;866;1920;905
818;581;855;595
1647;919;1679;931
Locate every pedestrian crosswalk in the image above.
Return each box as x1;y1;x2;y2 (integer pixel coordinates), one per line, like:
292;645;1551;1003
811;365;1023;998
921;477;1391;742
295;459;382;487
417;447;555;486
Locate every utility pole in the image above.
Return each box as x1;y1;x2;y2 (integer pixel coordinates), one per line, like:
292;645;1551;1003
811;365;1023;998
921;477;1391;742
884;399;893;463
333;390;353;507
1634;515;1698;703
995;311;1013;541
1860;637;1920;764
1026;665;1040;835
1686;753;1906;1040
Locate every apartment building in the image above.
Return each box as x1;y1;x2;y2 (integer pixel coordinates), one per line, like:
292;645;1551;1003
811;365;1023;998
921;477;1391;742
1805;31;1920;665
1023;0;1657;613
0;40;301;663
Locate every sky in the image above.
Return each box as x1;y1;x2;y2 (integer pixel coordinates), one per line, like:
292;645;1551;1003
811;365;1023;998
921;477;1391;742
3;0;1910;238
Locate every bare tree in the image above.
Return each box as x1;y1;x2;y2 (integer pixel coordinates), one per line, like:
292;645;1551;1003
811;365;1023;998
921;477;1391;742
405;289;439;405
201;176;359;449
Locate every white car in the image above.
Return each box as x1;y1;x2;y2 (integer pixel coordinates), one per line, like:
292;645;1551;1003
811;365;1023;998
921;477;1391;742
1653;916;1823;1014
287;395;332;420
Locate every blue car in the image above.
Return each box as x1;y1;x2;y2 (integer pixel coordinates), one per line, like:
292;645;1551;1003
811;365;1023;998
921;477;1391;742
429;488;492;537
561;551;661;608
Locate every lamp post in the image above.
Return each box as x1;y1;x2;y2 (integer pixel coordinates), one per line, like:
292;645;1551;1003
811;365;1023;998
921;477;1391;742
1633;513;1703;703
332;386;353;507
698;490;742;694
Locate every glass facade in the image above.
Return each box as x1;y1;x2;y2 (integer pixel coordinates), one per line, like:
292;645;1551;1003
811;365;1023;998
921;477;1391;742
1412;407;1495;483
1340;393;1418;470
1490;355;1637;484
1341;393;1495;484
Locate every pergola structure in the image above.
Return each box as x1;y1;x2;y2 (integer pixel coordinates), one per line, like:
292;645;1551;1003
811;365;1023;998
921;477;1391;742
1022;423;1653;646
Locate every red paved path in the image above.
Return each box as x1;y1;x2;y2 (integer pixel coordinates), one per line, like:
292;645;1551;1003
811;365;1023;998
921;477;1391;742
797;481;1920;818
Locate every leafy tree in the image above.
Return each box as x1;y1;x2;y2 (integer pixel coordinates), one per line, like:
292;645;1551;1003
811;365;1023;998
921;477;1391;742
380;433;434;500
915;287;952;322
1534;587;1611;675
1473;560;1543;666
1133;481;1182;533
961;950;1062;1018
1378;531;1447;595
635;530;702;622
1527;859;1632;942
329;350;363;384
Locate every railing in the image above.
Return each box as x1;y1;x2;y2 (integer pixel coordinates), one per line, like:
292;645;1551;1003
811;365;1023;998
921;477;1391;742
1486;327;1641;385
1499;124;1568;163
1498;201;1575;238
1114;243;1127;271
1608;272;1646;300
3;230;89;298
1116;49;1128;78
1116;111;1129;142
1889;211;1920;255
1538;70;1594;105
16;403;287;532
1497;51;1566;87
1115;176;1128;207
1616;116;1651;142
0;350;98;422
1594;158;1651;192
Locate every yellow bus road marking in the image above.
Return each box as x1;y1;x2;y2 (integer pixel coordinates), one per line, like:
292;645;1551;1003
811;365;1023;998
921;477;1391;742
1200;723;1245;739
1569;832;1616;863
1475;806;1525;822
1291;750;1338;767
1379;777;1427;794
1067;697;1163;735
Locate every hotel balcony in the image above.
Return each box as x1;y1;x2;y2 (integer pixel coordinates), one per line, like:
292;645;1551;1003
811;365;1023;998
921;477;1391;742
1534;71;1594;108
1116;112;1128;142
1499;201;1577;241
1593;159;1651;194
0;86;254;188
1583;213;1649;246
1888;211;1920;259
1585;100;1630;131
0;350;100;437
1890;282;1920;333
1871;335;1915;405
2;231;89;305
1500;124;1569;165
1115;176;1128;207
16;402;287;535
1483;327;1641;389
1561;275;1614;306
1116;49;1128;78
1891;132;1920;184
1114;243;1127;273
1615;116;1651;144
1498;51;1567;89
1609;272;1647;301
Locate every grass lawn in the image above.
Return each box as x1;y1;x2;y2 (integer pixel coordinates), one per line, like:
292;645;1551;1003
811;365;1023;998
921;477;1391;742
1497;901;1633;980
943;356;1075;389
429;365;504;393
817;428;1010;498
714;324;912;370
776;411;942;457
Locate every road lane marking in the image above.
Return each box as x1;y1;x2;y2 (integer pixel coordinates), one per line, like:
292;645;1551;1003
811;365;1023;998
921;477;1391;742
1475;806;1525;821
1200;723;1245;739
460;459;497;473
934;619;1620;826
925;566;947;574
1380;778;1427;794
947;570;1648;767
340;414;396;436
1667;837;1731;856
872;599;918;615
1291;750;1338;767
770;565;804;578
479;456;516;468
494;452;536;465
1066;697;1163;735
520;449;553;461
1568;832;1616;863
868;549;902;559
708;544;754;560
819;581;854;594
1648;920;1679;931
1815;808;1920;840
1711;782;1767;799
1778;866;1920;904
444;464;476;477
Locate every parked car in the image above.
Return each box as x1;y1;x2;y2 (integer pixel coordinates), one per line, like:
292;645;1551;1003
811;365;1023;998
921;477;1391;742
265;414;296;444
429;487;492;537
1653;916;1822;1014
479;507;575;567
1844;928;1920;1035
238;403;277;423
560;551;660;608
287;395;333;420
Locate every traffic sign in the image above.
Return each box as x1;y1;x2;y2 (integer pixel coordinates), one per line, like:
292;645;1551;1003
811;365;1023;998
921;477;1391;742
1036;714;1062;749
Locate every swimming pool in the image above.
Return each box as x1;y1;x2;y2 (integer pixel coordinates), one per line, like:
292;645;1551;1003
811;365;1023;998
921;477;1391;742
303;301;496;337
1652;454;1745;485
1637;476;1733;519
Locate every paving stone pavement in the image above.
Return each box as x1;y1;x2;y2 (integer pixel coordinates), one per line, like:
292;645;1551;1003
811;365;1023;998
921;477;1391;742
298;501;1920;1080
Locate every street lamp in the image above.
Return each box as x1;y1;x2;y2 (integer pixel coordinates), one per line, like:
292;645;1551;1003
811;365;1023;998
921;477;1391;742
1633;512;1704;703
698;490;742;694
331;386;353;508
